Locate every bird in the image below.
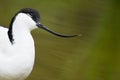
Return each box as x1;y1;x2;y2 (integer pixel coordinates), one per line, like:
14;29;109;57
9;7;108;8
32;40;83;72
0;8;78;80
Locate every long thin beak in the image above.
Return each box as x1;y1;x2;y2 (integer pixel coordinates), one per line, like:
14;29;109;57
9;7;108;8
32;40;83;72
36;23;78;38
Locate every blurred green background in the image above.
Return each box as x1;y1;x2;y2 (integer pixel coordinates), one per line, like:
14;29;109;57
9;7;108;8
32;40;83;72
0;0;120;80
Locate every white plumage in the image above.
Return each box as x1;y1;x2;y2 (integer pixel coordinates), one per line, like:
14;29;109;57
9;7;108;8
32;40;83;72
0;13;35;80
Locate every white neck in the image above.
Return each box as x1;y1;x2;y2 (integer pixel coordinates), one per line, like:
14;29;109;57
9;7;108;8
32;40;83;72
5;13;35;79
12;13;35;54
0;13;36;80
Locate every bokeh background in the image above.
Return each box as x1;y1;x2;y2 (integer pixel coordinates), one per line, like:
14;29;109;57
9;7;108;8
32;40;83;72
0;0;120;80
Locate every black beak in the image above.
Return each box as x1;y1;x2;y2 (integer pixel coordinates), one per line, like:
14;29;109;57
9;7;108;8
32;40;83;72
36;23;78;38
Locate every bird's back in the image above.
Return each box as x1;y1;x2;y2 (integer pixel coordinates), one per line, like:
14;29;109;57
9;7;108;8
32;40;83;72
0;26;11;54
